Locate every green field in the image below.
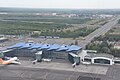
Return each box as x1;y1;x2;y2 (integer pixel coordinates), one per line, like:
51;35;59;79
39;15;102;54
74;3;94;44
0;8;100;38
0;13;94;37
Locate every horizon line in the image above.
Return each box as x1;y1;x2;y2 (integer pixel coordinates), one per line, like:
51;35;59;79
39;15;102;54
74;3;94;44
0;7;120;10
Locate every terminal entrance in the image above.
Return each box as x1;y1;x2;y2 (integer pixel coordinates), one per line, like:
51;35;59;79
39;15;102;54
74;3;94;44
94;59;110;64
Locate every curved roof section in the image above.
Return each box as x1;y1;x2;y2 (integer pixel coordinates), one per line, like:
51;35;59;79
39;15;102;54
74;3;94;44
7;42;82;52
20;43;34;49
7;42;25;49
86;53;114;59
67;45;81;51
94;53;114;59
56;45;69;51
29;43;42;49
39;44;51;49
47;44;61;50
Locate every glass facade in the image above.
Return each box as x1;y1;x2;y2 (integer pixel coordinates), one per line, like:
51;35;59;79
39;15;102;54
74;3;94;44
84;58;91;62
42;50;69;60
94;59;110;64
35;51;42;62
68;53;80;65
4;49;37;60
114;61;120;64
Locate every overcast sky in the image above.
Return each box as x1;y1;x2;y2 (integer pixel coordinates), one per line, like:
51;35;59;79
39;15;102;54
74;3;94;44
0;0;120;9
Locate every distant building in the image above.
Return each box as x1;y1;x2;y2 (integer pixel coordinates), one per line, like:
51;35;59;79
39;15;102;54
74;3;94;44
99;14;113;18
114;43;120;49
0;37;8;42
52;13;57;16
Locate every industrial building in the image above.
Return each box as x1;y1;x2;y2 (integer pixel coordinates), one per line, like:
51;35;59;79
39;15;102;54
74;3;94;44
5;42;82;65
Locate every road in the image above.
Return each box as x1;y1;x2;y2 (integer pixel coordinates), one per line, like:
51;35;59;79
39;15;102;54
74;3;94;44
78;16;120;48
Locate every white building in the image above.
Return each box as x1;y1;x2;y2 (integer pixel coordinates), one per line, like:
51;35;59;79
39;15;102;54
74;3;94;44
114;43;120;49
79;50;120;65
91;53;114;65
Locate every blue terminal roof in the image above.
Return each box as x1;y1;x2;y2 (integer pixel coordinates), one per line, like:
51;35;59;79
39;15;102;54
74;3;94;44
7;42;82;51
56;45;69;51
67;45;82;52
39;44;51;49
7;42;26;49
29;43;42;49
47;44;61;50
19;43;34;49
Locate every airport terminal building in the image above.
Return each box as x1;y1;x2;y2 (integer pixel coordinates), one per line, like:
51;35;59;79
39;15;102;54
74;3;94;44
5;42;82;65
3;42;120;65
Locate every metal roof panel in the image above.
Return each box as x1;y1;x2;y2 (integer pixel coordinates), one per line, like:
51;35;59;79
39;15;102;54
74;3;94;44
67;45;81;51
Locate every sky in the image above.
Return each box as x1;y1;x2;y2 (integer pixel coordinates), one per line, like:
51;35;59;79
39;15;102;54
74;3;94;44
0;0;120;9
